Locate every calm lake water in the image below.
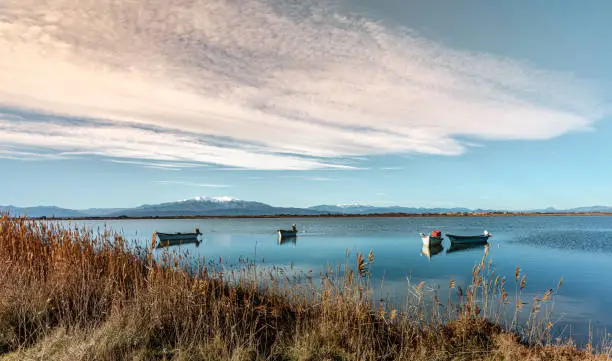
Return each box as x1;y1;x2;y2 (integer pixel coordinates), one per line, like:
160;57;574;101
65;216;612;345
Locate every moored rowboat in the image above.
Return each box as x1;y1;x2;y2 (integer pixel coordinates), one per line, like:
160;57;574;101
420;233;443;247
277;229;297;238
277;224;298;239
156;232;200;242
420;229;443;247
154;228;202;247
446;230;491;244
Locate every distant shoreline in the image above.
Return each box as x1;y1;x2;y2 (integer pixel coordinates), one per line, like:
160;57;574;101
21;212;612;220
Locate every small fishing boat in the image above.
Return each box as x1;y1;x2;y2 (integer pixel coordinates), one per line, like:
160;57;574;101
446;230;491;244
155;228;202;248
420;229;444;247
421;244;443;260
277;224;298;239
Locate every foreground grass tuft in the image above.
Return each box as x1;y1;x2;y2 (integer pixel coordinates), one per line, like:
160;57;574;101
0;215;609;360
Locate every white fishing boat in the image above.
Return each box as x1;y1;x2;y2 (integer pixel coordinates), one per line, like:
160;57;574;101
420;229;444;247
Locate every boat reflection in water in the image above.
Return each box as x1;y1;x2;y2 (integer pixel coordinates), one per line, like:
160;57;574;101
154;228;202;249
445;242;489;254
156;238;201;249
278;235;297;247
421;244;444;260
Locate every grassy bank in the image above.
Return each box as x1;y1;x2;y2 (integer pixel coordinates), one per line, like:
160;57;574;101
0;216;608;360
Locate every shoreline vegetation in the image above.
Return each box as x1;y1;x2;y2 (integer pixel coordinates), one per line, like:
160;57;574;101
0;215;609;360
18;212;612;221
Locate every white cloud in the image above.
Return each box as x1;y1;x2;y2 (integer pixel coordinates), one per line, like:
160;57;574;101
0;0;608;169
0;118;341;170
0;145;67;161
108;159;208;170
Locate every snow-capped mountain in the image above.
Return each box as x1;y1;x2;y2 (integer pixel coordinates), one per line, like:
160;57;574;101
189;196;240;203
104;197;324;217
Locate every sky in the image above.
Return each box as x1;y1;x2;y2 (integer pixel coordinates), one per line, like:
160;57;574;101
1;0;611;210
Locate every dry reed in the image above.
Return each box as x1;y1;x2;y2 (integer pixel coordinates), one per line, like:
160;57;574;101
0;215;609;361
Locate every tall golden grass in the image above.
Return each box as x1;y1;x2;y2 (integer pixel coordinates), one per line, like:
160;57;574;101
0;215;609;360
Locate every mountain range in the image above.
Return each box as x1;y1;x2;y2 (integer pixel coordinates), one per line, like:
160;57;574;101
2;196;612;218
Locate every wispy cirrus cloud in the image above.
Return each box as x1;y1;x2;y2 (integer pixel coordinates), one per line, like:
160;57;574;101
0;0;608;169
108;159;208;171
0;117;341;170
0;145;68;161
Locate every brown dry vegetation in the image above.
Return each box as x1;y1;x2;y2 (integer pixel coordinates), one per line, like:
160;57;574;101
0;215;609;361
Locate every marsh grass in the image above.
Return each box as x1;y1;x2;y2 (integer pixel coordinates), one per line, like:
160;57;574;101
0;215;609;360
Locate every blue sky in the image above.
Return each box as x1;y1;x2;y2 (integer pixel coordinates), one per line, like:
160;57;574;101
1;0;611;210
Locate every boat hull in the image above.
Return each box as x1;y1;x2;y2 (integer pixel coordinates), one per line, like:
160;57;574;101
277;230;297;238
155;232;201;248
421;235;443;247
156;232;200;242
446;234;490;244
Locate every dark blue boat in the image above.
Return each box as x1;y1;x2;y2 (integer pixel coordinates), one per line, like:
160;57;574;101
277;224;298;239
446;230;491;244
155;228;202;248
